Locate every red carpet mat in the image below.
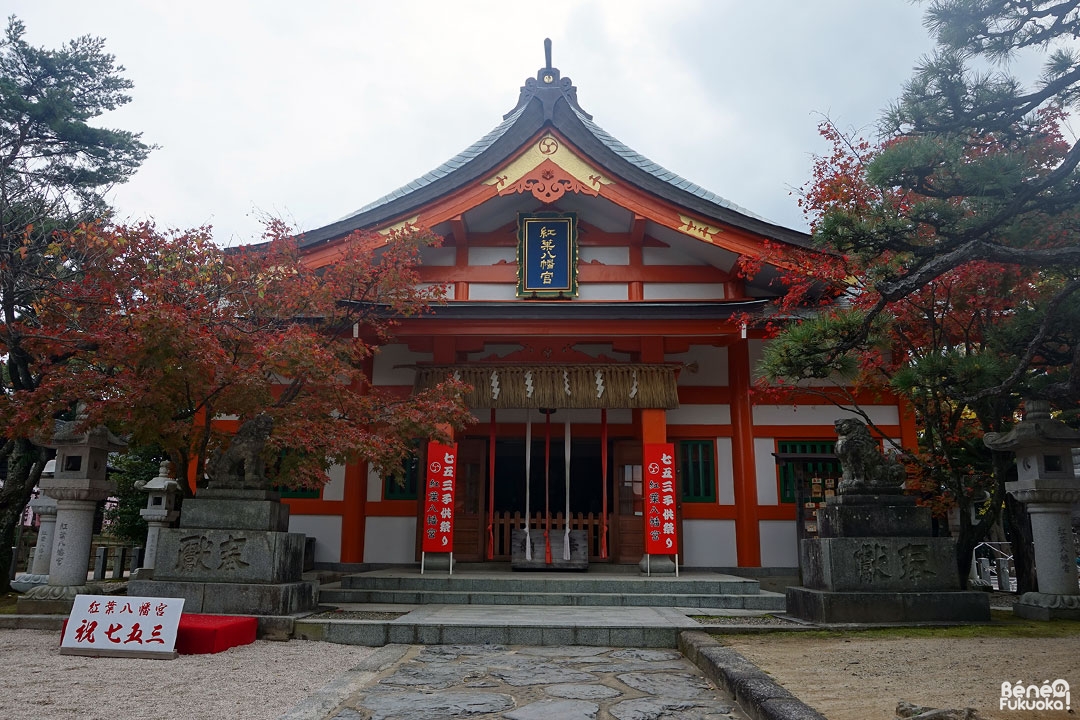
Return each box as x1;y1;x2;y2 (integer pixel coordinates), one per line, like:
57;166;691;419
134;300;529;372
175;614;257;654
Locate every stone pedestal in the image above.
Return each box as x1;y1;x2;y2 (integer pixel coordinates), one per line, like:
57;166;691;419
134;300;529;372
422;553;454;573
28;497;57;575
787;495;990;624
1009;481;1080;620
129;489;316;616
11;496;57;592
638;554;676;575
140;519;168;574
19;495;112;613
984;400;1080;621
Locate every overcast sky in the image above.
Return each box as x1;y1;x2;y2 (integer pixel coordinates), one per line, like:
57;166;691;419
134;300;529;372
8;1;941;245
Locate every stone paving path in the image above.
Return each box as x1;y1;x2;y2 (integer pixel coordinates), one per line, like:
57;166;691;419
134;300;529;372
304;643;749;720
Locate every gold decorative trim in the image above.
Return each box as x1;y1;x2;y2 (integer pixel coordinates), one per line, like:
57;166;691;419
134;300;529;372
677;214;723;242
505;159;598;204
484;133;611;195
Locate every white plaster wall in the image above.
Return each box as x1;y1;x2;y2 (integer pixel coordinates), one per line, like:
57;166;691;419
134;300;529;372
759;520;798;568
469;247;515;265
418;247;455;266
643;283;725;300
716;437;735;505
753;404;900;427
581;247;629;265
372;344;427;386
577;283;628;301
643;247;706;265
754;437;779;505
322;463;346;502
288;514;342;564
669;346;728;386
364;517;417;563
682;519;737;567
468;283;518;300
667;405;730;425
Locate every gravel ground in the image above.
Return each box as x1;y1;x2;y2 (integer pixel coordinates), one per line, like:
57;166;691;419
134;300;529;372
724;633;1080;720
692;614;802;626
0;629;377;720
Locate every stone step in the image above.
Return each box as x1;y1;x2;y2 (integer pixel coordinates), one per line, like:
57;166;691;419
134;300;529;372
338;574;763;596
318;588;786;610
293;618;685;648
294;604;708;648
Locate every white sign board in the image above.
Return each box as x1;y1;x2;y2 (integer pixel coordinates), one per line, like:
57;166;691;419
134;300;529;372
61;594;185;659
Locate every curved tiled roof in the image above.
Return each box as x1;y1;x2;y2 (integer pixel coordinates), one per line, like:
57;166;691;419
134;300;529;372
566;104;770;222
339;105;529;222
302;59;808;249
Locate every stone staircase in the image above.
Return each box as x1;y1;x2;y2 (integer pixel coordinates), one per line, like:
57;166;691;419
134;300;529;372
318;566;786;611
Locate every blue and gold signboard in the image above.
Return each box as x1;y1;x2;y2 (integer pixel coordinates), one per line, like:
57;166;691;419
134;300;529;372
517;212;578;298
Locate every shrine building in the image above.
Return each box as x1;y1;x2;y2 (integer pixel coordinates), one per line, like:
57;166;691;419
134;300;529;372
282;49;915;571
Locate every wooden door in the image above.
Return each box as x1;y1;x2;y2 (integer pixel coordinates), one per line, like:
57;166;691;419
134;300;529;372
452;438;486;561
612;440;643;564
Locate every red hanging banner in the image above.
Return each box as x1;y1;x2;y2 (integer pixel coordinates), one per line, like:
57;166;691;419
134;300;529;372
421;441;458;553
643;442;678;556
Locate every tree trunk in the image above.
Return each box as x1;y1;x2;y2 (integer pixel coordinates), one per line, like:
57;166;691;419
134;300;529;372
954;499;977;589
1003;494;1037;594
0;439;46;593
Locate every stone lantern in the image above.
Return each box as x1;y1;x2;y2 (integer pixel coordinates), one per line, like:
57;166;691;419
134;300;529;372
984;399;1080;620
135;461;182;576
18;423;126;613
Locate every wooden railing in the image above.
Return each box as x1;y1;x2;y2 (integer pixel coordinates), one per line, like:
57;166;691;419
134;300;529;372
490;511;612;561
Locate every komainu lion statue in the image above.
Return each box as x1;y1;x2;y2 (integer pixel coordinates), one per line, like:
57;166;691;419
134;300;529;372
207;413;274;490
834;417;906;495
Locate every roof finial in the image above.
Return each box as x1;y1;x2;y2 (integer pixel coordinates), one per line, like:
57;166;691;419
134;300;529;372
544;38;552;70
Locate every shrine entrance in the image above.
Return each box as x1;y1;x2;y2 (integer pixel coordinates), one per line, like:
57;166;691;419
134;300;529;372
447;434;645;565
485;436;610;561
415;363;677;567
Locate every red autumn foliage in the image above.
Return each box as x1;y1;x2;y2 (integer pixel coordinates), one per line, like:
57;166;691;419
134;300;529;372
741;119;1056;524
5;220;474;491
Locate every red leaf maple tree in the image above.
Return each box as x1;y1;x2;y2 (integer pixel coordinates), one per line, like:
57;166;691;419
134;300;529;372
10;220;473;493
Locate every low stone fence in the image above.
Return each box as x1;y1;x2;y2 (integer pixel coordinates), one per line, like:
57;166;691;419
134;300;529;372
11;539;144;582
87;543;144;580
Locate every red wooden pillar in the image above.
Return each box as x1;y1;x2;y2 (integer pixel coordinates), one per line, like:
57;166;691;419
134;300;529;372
730;339;761;567
487;409;496;560
341;354;374;563
340;460;367;563
640;409;667;444
600;408;608;559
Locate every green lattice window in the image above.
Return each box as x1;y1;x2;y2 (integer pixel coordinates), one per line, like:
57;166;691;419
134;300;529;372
678;440;716;503
384;442;421;500
777;440;839;503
